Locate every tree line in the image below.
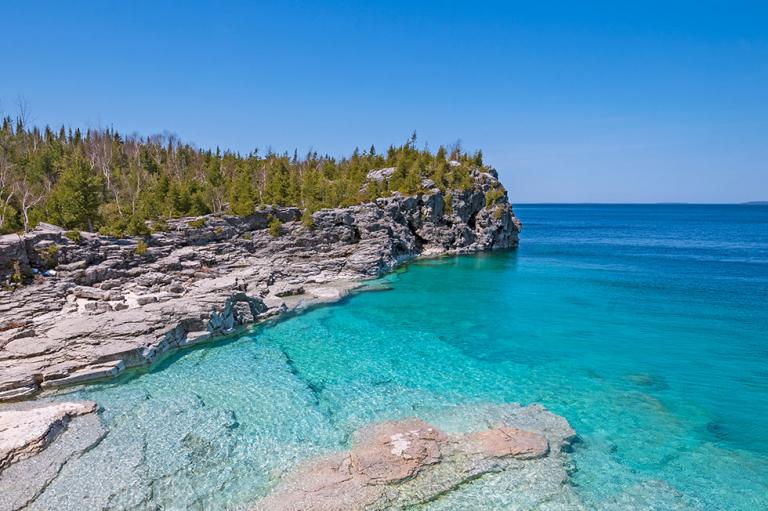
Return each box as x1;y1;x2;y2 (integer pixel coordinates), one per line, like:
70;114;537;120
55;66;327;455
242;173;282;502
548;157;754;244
0;117;488;236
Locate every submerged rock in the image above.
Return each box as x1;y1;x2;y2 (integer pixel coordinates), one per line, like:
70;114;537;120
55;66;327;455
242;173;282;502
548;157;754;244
253;405;575;511
0;400;97;472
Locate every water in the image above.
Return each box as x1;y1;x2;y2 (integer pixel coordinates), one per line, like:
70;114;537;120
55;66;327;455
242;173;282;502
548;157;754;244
40;204;768;510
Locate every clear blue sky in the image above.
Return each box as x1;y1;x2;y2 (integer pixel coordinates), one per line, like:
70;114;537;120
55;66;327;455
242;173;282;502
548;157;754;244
3;1;767;202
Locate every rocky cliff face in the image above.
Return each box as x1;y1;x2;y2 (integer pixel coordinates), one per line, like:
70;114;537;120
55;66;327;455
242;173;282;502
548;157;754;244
0;171;520;401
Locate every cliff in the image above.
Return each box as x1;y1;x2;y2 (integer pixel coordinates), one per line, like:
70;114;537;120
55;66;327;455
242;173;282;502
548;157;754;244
0;169;520;401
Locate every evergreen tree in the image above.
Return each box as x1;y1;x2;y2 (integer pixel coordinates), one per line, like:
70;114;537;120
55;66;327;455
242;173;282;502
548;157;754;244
230;168;256;216
0;114;492;235
47;153;102;230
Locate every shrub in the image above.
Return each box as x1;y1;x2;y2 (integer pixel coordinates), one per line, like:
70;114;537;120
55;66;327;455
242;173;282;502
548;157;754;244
444;192;453;215
10;260;25;284
134;239;149;255
301;210;315;230
485;187;505;207
99;226;122;237
42;244;59;268
151;219;170;233
241;232;253;240
268;216;282;237
127;216;151;236
64;230;82;244
189;218;206;229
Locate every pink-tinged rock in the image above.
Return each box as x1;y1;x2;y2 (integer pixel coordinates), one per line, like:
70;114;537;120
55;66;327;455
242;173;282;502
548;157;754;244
462;427;549;460
253;418;552;511
350;418;444;483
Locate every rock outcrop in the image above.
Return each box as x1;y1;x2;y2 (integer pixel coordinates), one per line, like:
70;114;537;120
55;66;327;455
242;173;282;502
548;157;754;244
254;404;577;511
0;174;520;401
0;401;105;511
0;400;97;472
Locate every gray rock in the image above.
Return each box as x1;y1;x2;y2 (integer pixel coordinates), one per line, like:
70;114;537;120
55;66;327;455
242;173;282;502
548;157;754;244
0;184;521;402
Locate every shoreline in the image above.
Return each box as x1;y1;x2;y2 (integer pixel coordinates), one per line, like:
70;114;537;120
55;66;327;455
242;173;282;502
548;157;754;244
24;249;509;404
1;178;520;402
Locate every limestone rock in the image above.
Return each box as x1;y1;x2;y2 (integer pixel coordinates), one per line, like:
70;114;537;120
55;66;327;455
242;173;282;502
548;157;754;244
254;415;559;511
0;401;97;472
0;184;520;402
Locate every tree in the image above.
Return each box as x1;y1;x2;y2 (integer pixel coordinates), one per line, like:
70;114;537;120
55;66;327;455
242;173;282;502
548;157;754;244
230;167;256;216
0;115;490;236
204;153;225;212
47;153;102;230
13;160;49;233
0;151;16;232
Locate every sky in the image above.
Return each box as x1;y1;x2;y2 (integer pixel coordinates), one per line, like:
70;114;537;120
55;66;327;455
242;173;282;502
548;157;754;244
2;1;767;203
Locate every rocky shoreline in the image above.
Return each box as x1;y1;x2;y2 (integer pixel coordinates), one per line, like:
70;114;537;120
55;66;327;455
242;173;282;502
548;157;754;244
0;169;535;509
0;169;520;403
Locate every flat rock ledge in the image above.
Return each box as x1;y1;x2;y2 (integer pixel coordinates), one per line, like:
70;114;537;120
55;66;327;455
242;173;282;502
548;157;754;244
254;407;576;511
1;177;520;403
0;400;97;472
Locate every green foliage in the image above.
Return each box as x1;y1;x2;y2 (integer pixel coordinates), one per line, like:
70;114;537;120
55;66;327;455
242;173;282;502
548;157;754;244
189;218;206;229
151;219;169;233
64;229;81;244
98;214;149;237
0;119;493;235
444;192;453;215
268;216;282;237
42;243;59;268
229;167;256;216
301;210;315;230
127;215;151;236
46;153;102;230
134;239;149;255
10;260;25;284
485;187;505;208
0;204;19;234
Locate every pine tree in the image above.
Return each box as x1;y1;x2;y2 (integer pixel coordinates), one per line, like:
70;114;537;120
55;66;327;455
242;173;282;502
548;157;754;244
47;153;102;230
230;168;256;216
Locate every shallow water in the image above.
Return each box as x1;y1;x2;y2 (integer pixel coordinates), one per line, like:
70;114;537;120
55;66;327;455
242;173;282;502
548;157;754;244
43;204;768;510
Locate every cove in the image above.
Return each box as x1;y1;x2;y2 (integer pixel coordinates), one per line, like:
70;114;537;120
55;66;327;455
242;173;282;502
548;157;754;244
32;204;768;510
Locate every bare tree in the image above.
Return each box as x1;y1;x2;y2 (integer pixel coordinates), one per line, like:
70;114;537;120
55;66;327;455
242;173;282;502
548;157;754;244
13;172;48;233
0;152;15;230
85;130;119;214
122;135;146;216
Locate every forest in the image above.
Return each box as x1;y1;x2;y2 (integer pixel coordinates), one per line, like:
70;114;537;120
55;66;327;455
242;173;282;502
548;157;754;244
0;116;489;236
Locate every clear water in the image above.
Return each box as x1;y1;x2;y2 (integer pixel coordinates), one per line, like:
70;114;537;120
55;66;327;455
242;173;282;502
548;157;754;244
42;204;768;510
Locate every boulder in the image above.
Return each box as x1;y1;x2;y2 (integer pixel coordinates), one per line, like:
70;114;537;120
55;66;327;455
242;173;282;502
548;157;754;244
253;412;561;511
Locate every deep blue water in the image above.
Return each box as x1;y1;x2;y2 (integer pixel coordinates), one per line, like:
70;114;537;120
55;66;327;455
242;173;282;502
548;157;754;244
47;204;768;510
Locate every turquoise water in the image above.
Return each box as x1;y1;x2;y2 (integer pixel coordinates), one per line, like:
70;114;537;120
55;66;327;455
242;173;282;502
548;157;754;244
44;204;768;510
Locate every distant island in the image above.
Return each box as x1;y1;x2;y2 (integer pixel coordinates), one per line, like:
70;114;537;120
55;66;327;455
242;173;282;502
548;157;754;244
742;201;768;205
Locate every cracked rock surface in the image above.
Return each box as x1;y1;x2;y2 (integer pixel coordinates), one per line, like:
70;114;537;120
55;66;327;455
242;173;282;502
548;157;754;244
0;405;105;511
254;406;579;511
0;176;520;402
0;400;97;472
